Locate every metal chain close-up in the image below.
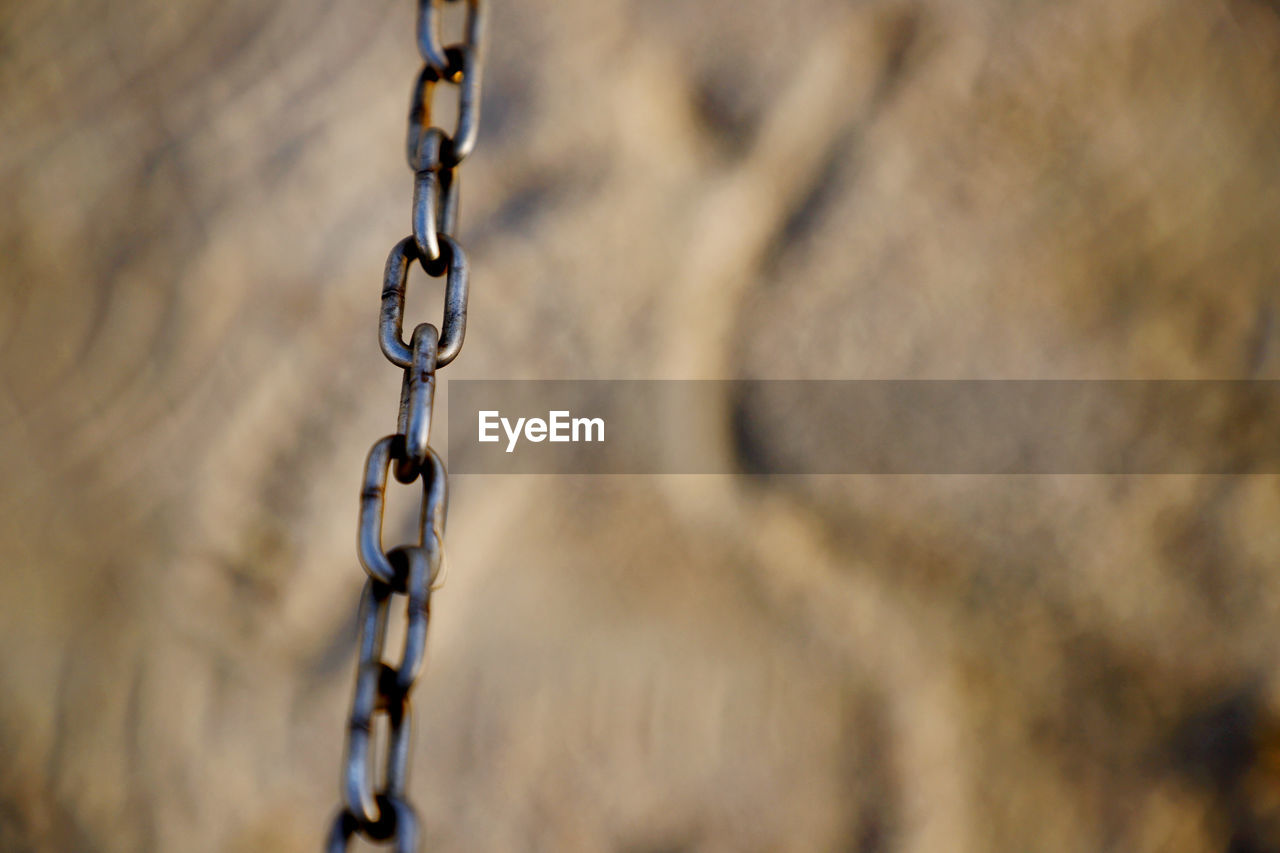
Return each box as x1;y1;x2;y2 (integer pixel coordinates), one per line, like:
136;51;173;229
326;1;485;849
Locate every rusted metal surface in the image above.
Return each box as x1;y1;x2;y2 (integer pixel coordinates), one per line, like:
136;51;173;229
329;3;484;847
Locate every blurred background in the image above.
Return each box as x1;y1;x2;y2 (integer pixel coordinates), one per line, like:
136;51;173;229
4;0;1280;850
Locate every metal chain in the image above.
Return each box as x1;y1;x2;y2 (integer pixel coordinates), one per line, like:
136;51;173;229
326;2;485;849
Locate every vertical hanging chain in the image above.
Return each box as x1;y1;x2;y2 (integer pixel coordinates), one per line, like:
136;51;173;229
325;2;485;850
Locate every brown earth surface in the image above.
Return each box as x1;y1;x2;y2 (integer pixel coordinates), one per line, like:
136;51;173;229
4;0;1280;850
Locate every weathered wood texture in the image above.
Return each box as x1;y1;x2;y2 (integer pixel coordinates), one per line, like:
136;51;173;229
4;0;1280;850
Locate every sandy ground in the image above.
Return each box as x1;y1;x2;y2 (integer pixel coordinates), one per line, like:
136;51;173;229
4;0;1280;850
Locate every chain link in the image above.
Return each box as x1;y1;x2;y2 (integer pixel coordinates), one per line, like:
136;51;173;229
325;1;485;848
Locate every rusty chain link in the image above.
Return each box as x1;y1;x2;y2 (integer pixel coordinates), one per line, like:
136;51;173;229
325;1;485;849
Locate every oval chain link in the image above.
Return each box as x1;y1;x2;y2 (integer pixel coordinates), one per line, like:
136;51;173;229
325;1;484;848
